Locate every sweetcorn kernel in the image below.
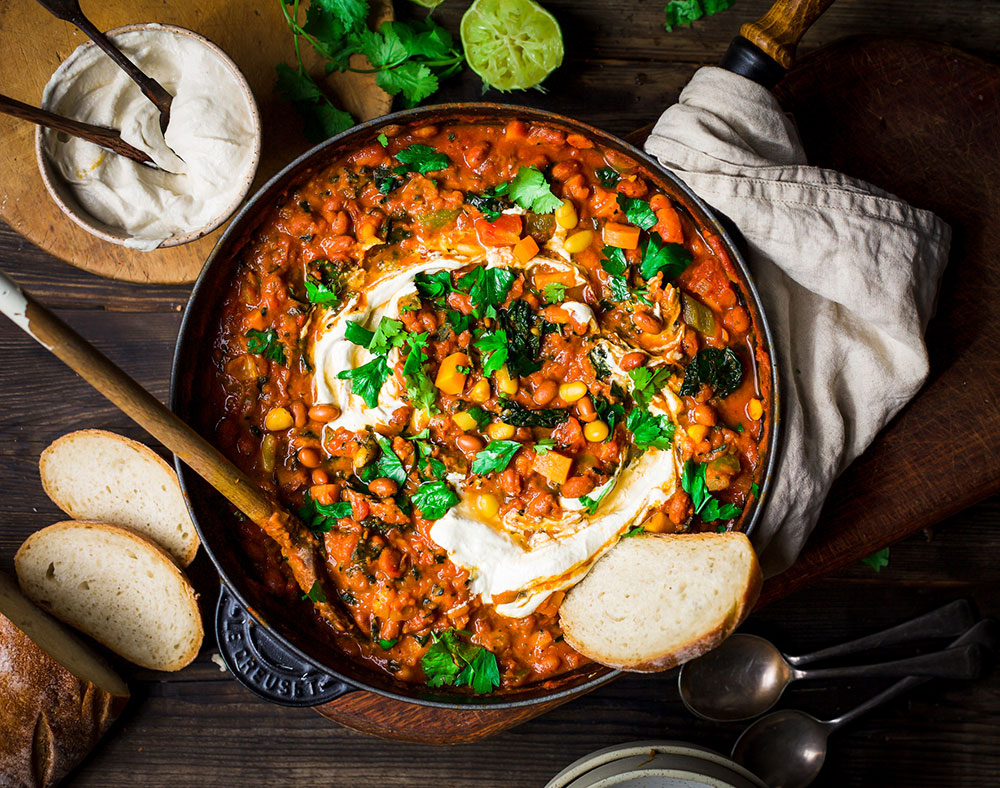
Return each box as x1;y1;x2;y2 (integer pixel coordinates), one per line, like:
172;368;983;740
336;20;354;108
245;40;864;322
559;381;588;403
555;199;578;230
583;420;609;442
264;407;294;431
487;421;516;440
747;398;763;421
563;229;594;254
452;411;478;432
469;379;491;403
494;365;518;396
687;424;709;443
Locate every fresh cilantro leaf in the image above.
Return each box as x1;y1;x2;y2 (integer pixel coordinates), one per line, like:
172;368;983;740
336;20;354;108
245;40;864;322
422;629;500;693
601;246;632;302
506;166;562;214
275;65;353;143
750;482;760;496
344;320;375;348
628;366;673;409
533;437;556;455
679;348;743;398
302;580;327;604
861;547;890;572
456;266;516;318
542;283;567;303
597;166;620;188
665;0;735;32
298;492;353;533
377;132;389;147
500;401;569;428
621;524;645;538
412;480;460;520
415;269;453;301
369;317;407;355
378;637;398;649
377;61;438;105
639;234;693;281
305;276;341;305
617;194;657;230
471;440;521;475
680;460;741;523
701;497;742;522
394;144;450;175
337;355;390;407
625;407;676;451
385;18;454;60
370;435;407;485
245;329;287;365
357;26;408;68
466;407;491;430
402;332;437;412
579;482;612;514
321;0;370;32
475;329;508;376
466;189;511;222
302;1;349;45
410;429;445;481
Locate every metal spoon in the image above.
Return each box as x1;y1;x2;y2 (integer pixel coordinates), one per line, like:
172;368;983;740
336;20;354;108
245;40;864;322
732;620;997;788
0;93;155;166
679;599;977;721
34;0;174;133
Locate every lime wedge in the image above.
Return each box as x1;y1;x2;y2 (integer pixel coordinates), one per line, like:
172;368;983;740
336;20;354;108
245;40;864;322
460;0;564;92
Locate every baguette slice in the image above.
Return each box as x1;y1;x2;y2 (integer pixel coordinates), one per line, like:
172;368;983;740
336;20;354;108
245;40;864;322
0;572;129;788
15;521;204;672
559;532;762;672
40;429;199;566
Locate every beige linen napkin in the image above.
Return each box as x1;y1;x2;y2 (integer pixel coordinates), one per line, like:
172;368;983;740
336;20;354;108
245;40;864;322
644;67;951;575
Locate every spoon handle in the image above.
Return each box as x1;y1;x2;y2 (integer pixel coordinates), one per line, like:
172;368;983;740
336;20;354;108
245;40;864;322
798;643;986;683
34;0;173;119
787;599;978;666
0;93;154;166
827;619;998;730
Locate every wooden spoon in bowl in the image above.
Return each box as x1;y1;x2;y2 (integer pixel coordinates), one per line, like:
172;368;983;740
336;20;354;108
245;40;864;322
0;270;353;635
0;93;155;166
34;0;174;134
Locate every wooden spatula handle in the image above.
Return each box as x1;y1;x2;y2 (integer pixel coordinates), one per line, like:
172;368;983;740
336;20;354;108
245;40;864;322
0;270;275;526
740;0;836;69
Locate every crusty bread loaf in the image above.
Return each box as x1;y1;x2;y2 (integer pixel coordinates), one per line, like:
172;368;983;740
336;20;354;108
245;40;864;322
0;571;129;788
40;429;199;566
559;532;762;672
15;521;203;672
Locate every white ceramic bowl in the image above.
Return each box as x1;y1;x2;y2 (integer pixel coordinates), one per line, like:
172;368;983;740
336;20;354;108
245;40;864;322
35;23;261;249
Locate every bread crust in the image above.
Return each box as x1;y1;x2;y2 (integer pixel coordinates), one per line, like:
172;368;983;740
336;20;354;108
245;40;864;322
0;605;129;788
560;533;763;672
40;429;199;566
15;521;204;672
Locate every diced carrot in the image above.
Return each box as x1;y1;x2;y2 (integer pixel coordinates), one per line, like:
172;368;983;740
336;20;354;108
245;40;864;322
505;120;529;140
512;235;540;263
565;133;594;149
534;451;573;486
533;267;577;289
475;214;522;247
603;222;641;250
435;352;470;395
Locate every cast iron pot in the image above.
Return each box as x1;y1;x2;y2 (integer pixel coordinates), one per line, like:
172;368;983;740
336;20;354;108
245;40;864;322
170;103;780;711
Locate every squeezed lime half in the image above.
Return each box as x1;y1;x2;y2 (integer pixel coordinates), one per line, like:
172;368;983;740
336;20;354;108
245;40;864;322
460;0;564;92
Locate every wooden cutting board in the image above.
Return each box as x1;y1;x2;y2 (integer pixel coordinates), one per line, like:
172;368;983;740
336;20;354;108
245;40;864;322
314;36;1000;742
0;0;391;284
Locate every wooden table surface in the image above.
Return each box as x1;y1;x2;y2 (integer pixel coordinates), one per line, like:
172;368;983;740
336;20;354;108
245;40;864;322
1;1;998;785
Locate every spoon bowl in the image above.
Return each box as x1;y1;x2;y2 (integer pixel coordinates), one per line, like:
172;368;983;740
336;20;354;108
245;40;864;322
679;633;794;721
732;709;830;788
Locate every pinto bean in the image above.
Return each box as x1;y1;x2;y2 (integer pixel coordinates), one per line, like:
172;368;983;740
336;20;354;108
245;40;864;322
369;477;399;498
561;476;596;499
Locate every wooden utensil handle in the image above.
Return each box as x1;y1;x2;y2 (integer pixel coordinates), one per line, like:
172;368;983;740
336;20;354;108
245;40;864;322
0;93;154;165
740;0;836;69
0;271;275;526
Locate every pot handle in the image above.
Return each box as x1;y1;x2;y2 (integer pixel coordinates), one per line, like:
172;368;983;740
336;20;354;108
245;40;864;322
215;585;358;707
720;0;836;87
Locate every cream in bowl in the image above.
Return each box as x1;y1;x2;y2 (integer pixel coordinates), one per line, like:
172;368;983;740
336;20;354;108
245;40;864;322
36;24;261;251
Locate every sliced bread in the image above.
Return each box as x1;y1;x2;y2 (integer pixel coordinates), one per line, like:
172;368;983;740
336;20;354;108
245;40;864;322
559;532;762;672
15;521;204;672
0;571;129;788
40;429;199;566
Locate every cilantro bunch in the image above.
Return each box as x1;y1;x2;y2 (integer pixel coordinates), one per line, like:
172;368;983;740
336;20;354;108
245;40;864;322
421;628;500;693
277;0;465;141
